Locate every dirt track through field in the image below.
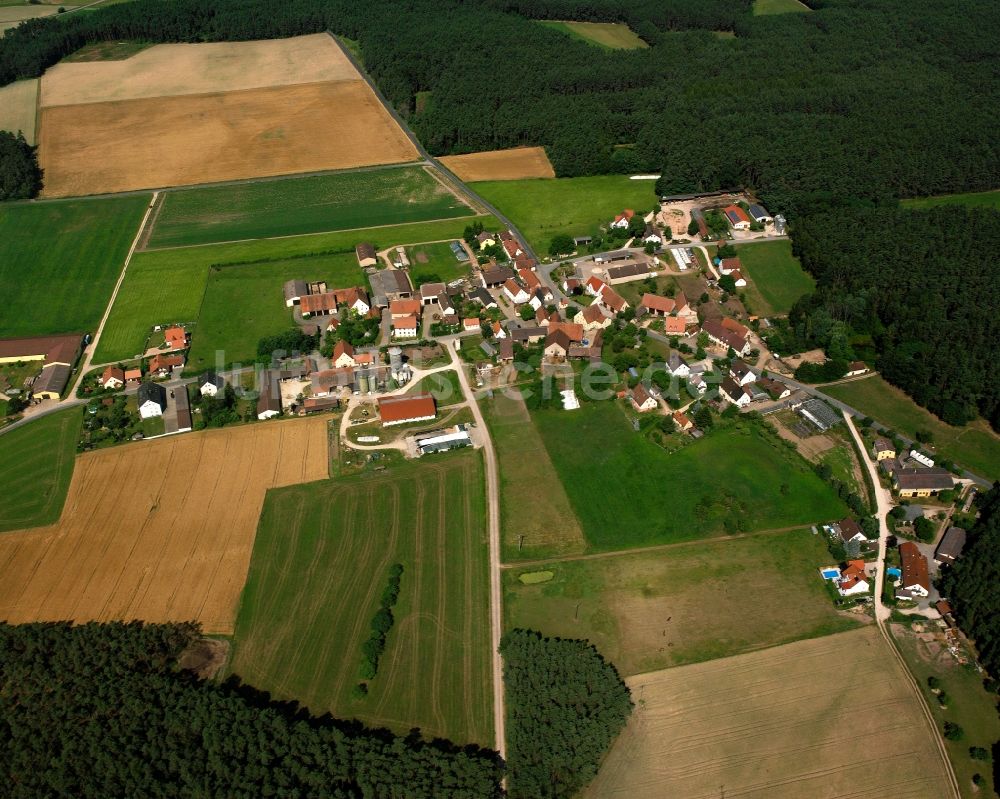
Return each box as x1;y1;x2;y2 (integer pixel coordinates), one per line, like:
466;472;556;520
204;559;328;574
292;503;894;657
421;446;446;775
0;419;328;634
40;34;357;106
583;627;954;799
440;146;555;181
39;81;419;197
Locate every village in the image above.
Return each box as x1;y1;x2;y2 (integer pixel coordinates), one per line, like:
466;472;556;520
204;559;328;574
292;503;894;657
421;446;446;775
0;190;979;636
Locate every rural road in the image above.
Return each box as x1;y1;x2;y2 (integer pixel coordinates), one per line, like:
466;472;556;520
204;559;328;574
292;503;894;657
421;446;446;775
446;344;506;761
69;191;161;398
843;412;961;799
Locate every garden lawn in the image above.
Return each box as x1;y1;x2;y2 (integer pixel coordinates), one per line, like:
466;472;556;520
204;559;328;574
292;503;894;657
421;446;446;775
147;167;473;248
97;215;496;363
0;196;149;338
229;451;493;746
407;241;470;287
531;402;847;551
186;253;362;370
0;410;81;532
470;176;656;256
537;21;647;50
823;376;1000;481
504;528;861;675
736;239;814;316
901;189;1000;212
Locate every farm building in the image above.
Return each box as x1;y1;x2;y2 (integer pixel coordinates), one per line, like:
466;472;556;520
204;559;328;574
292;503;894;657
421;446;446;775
873;438;896;460
596;286;629;315
481;265;515;288
300;292;338;316
894;467;953;498
416;424;472;455
378;393;436;427
198;371;225;396
332;340;357;368
256;372;282;419
138;381;167;419
606;262;654;283
420;282;447;305
896;542;930;599
568;329;602;361
510;326;546;344
283;280;308;307
934;526;966;565
594;251;632;265
498;339;514;361
795;398;841;431
355;242;377;268
31;364;72;400
723;205;751;230
389;298;422;318
748;203;772;223
773;214;787;235
701;318;751;356
369;269;413;308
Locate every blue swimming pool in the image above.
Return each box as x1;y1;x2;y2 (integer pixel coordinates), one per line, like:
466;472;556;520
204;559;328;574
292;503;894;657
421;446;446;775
887;567;902;578
821;568;840;580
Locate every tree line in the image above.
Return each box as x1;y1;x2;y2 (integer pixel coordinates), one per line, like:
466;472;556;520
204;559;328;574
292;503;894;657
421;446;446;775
939;484;1000;681
0;621;503;797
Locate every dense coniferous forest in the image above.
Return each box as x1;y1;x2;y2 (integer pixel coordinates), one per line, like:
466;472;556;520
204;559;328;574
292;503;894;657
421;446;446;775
0;621;503;797
788;206;1000;428
939;485;1000;679
500;629;633;798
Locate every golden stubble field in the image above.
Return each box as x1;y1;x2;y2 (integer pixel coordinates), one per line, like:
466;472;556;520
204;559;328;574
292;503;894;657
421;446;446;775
0;79;38;143
0;418;329;634
439;146;555;181
585;628;955;799
37;34;419;196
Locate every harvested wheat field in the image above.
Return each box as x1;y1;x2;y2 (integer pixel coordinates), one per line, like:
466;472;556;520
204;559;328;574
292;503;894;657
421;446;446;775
39;81;418;196
36;34;419;196
0;418;329;634
585;628;955;799
440;147;555;181
40;34;357;106
0;79;38;143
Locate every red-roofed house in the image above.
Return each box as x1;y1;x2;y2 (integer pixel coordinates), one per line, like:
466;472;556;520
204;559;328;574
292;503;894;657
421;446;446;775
300;292;338;316
463;317;481;332
332;340;356;369
610;209;636;229
501;279;529;305
673;410;693;431
730;269;747;287
377;393;437;427
897;542;930;599
518;268;541;292
149;353;184;376
164;326;188;350
392;315;419;339
597;286;629;315
390;299;422;318
837;560;870;596
719;257;742;275
664;317;686;335
492;321;507;339
585;276;607;296
640;293;675;316
99;366;125;389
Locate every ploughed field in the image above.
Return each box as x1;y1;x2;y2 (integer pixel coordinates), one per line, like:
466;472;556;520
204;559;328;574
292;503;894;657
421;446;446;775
36;34;419;197
585;628;954;799
0;418;329;634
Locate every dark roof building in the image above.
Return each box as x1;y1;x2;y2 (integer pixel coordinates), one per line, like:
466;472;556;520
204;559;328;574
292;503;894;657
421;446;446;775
934;526;967;565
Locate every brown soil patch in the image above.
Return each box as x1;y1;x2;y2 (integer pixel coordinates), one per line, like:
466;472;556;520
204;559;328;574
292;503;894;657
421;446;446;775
38;81;419;196
178;637;231;680
0;418;329;634
585;628;954;799
0;79;38;145
440;146;555;182
40;34;357;107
